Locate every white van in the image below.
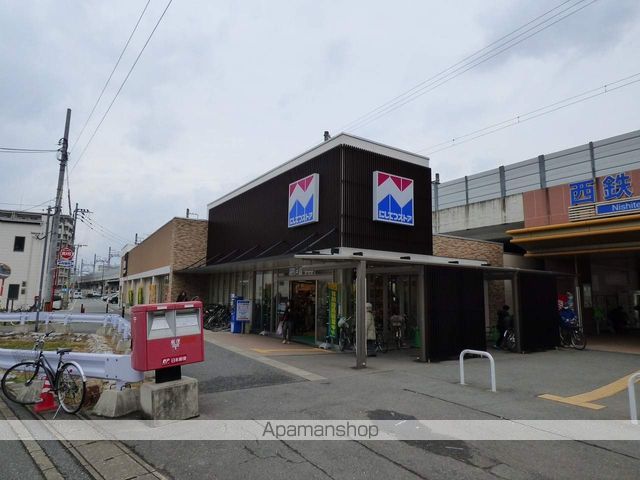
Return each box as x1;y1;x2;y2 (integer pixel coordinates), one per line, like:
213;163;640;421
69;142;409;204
73;291;83;299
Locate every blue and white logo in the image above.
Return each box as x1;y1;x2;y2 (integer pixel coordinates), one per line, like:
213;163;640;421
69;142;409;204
373;171;414;226
288;173;319;228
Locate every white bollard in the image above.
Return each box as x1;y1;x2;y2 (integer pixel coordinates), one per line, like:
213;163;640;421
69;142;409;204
459;349;496;392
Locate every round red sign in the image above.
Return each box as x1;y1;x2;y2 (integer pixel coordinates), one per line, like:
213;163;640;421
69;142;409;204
59;247;74;261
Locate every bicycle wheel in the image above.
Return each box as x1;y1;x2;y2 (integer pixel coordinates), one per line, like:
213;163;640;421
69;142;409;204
338;329;346;351
56;362;86;414
1;361;42;405
571;330;587;350
504;331;517;352
377;333;388;353
559;328;571;348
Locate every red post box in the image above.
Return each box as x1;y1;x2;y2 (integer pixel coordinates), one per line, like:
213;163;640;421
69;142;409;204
131;301;205;373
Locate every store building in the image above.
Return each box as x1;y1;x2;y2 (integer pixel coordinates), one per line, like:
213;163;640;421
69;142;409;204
430;129;640;349
509;167;640;339
184;133;559;365
119;217;208;307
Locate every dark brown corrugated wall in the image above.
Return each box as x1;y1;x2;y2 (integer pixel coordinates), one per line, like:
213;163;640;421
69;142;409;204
517;272;559;352
425;266;486;361
207;148;341;263
207;143;433;263
341;145;432;255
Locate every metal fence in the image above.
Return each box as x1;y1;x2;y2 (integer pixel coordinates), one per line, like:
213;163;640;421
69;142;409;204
0;348;143;387
0;312;131;340
433;130;640;210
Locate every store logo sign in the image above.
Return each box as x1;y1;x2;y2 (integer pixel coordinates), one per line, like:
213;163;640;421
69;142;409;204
288;173;319;228
373;171;414;226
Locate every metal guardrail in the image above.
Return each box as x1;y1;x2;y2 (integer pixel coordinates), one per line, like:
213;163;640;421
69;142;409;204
0;348;143;388
0;312;130;339
629;372;640;424
459;349;496;392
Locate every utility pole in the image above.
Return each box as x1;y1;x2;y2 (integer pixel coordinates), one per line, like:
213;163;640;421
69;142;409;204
35;206;52;332
73;244;87;288
93;253;97;273
43;108;71;309
108;246;112;267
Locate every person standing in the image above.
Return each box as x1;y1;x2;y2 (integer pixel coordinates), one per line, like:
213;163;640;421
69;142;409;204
366;303;376;356
176;290;188;302
282;301;293;344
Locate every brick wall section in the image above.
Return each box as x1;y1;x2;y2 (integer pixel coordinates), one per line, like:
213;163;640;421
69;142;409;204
433;234;505;327
168;219;208;301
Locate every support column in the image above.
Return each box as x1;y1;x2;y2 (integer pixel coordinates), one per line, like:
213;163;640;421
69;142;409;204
355;260;367;369
382;274;388;341
417;268;426;363
513;272;522;353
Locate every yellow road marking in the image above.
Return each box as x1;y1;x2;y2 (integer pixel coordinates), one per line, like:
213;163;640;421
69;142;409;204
539;370;640;410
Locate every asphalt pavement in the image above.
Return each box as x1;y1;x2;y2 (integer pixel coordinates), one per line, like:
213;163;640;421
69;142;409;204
2;300;639;479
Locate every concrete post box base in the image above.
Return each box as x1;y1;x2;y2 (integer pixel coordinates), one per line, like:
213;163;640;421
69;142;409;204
140;376;198;420
93;388;140;418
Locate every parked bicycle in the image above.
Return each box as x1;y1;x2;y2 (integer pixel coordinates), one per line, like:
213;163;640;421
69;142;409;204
337;316;355;351
374;327;388;353
559;314;586;350
498;327;517;352
389;314;405;350
1;331;86;414
203;304;231;331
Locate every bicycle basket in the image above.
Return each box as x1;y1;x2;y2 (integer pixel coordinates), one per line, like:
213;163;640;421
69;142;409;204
559;311;578;328
337;317;349;328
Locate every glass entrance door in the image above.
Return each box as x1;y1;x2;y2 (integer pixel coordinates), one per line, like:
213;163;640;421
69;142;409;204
291;281;316;345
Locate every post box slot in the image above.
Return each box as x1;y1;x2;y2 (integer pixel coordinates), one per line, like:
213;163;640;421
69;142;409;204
175;308;201;336
147;310;175;339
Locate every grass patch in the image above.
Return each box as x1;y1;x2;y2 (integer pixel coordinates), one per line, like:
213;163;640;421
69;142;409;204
0;337;91;352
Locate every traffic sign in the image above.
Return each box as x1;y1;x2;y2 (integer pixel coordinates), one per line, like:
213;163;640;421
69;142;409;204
57;260;74;268
59;246;74;261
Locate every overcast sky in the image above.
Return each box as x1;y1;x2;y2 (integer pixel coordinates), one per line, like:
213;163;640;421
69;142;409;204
1;0;639;269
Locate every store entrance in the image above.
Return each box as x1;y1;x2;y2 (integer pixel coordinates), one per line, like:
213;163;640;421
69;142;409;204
290;280;316;345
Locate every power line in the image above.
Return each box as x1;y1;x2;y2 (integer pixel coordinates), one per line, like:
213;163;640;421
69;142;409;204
70;0;152;152
81;214;130;243
79;213;132;244
79;216;126;244
418;72;640;156
339;0;596;133
70;0;173;173
79;217;129;246
0;198;55;211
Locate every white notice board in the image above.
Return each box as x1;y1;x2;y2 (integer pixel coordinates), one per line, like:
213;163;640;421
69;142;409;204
236;300;252;322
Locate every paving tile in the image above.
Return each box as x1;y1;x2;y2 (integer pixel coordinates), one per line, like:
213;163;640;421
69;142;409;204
99;455;148;480
76;441;124;463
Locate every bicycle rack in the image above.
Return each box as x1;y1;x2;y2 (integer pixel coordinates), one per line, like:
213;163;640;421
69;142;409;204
459;349;496;392
629;372;640;424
